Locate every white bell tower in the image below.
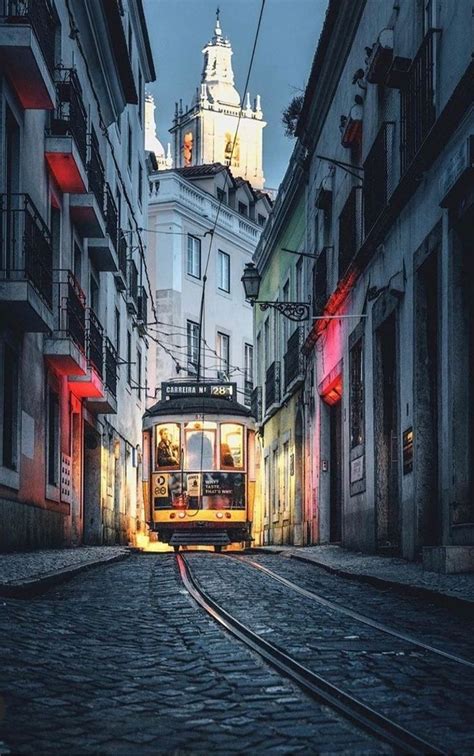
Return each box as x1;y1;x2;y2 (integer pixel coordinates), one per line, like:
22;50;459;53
170;9;266;189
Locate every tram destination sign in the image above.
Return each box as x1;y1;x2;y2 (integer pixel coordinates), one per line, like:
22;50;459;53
162;382;236;400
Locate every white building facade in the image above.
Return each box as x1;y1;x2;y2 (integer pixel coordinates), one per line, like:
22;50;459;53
147;165;271;404
0;0;155;550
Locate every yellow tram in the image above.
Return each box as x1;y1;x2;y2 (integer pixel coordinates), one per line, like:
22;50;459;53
142;381;255;551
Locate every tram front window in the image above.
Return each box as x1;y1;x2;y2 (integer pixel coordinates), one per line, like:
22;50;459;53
184;421;216;470
220;423;244;469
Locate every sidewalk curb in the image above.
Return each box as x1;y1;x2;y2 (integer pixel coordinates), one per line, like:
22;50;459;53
0;551;131;599
258;548;474;614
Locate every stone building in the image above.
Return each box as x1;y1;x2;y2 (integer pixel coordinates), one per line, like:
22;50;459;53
253;0;474;572
0;0;155;550
169;11;266;190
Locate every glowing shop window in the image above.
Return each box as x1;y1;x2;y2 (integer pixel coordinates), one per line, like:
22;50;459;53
220;423;243;469
184;421;216;470
154;423;181;470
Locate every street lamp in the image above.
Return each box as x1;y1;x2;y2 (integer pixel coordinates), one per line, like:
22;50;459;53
241;262;311;322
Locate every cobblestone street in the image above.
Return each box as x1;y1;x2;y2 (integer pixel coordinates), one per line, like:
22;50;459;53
1;552;473;754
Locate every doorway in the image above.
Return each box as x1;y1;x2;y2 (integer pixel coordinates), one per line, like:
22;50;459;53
83;422;102;544
329;400;342;542
414;250;440;547
374;313;400;554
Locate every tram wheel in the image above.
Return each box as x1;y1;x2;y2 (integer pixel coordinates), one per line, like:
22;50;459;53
214;545;222;553
173;545;180;553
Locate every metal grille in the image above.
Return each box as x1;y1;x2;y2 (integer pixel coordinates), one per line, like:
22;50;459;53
1;0;58;75
87;308;103;377
63;271;86;352
284;328;303;390
265;361;281;412
87;128;105;210
51;68;88;166
105;185;118;252
104;338;117;397
364;122;394;235
400;29;440;175
0;193;53;306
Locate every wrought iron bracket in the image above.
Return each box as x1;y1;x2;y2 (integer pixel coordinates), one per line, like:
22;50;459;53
255;301;311;322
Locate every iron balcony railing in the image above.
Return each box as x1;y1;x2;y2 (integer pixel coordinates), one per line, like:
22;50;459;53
0;193;53;306
127;259;138;308
50;68;88;167
55;270;86;353
364;122;395;235
137;285;148;323
265;361;281;412
117;231;128;281
87;308;103;378
284;328;303;391
1;0;58;75
87;129;106;211
104;338;118;398
401;29;441;175
105;184;118;252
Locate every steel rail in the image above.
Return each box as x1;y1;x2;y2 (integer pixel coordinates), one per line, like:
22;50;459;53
229;555;474;670
177;554;445;756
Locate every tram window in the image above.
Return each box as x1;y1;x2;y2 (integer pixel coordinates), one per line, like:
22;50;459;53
184;421;216;470
154;423;181;470
220;423;244;469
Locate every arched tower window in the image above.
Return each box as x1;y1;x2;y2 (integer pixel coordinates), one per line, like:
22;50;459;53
183;132;193;166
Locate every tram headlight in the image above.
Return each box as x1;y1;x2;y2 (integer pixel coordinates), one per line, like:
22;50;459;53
170;512;176;519
178;512;186;519
216;512;224;519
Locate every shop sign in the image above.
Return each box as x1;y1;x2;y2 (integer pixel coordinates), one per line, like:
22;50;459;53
439;136;474;206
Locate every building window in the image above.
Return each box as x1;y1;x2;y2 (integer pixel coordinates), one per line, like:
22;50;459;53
187;320;200;375
90;270;99;314
127;331;132;385
217;332;230;379
187;235;201;279
296;257;303;302
244;343;253;404
1;343;19;470
127;122;132;171
272;447;279;515
350;339;364;448
138;69;143;124
238;202;248;217
47;386;60;487
217;188;226;204
137;349;142;400
339;187;359;279
258;213;266;227
218;250;230;292
127;19;133;58
138;162;143;206
313;247;328;316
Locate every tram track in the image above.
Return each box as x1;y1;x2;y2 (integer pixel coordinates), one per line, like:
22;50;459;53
227;553;474;670
177;552;446;755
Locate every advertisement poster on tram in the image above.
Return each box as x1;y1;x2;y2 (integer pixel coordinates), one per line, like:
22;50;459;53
153;472;245;510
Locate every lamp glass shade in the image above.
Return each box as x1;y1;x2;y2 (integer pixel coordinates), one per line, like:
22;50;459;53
241;262;261;301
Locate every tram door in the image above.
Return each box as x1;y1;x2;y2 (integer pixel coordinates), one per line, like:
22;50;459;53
329;400;342;543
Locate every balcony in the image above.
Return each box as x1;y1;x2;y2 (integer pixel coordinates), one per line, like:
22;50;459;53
87;130;106;212
364;122;395;236
0;193;54;331
68;309;104;399
126;259;138;314
88;184;118;271
44;271;87;376
137;285;148;335
265;361;281;413
284;328;304;392
87;338;117;414
70;129;105;239
45;69;88;194
0;0;57;109
401;29;441;176
113;231;128;291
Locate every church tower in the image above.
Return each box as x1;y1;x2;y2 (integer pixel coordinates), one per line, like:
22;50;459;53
170;10;266;189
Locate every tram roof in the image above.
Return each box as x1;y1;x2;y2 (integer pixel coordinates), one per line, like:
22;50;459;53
144;395;253;419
